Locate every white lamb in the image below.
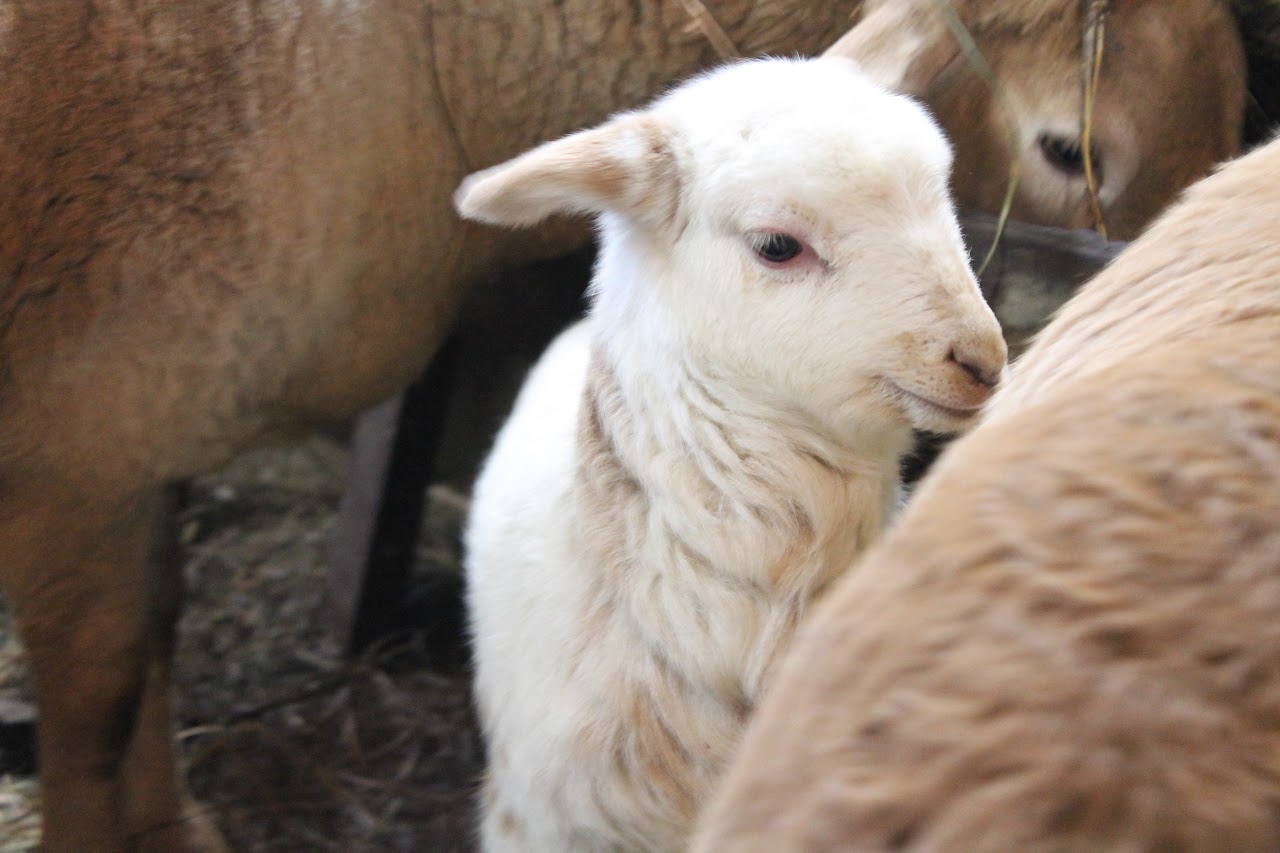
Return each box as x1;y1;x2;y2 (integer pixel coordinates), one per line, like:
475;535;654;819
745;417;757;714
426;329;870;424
455;56;1007;852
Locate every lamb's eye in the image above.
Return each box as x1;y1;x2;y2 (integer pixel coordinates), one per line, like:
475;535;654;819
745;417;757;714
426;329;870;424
750;232;803;264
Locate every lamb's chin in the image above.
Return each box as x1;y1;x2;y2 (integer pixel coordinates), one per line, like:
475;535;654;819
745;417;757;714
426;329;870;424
893;386;982;435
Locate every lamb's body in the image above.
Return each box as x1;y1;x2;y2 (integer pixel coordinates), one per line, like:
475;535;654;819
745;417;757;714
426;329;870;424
457;58;1006;852
467;321;902;849
692;133;1280;852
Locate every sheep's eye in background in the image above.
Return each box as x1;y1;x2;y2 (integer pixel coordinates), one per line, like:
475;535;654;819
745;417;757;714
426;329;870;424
1037;132;1100;180
750;232;803;263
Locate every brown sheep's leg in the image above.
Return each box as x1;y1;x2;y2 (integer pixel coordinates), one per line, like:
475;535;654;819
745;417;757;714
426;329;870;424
121;485;228;853
0;485;171;853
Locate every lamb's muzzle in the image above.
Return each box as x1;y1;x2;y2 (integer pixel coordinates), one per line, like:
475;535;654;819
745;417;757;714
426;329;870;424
950;344;1002;389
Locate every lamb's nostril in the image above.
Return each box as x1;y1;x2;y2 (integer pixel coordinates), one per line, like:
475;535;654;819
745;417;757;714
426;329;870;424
949;348;1001;389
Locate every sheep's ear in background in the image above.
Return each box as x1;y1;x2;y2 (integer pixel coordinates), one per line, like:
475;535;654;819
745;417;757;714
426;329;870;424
454;113;680;233
823;1;960;95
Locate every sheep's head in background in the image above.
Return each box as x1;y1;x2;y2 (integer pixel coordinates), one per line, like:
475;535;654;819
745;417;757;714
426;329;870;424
457;57;1006;441
828;0;1247;239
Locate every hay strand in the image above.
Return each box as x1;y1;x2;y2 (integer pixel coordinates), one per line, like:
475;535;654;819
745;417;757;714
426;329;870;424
1081;0;1110;239
930;0;1023;277
677;0;739;60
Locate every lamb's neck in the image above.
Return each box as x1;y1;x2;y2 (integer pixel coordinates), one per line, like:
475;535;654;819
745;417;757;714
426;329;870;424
577;336;902;597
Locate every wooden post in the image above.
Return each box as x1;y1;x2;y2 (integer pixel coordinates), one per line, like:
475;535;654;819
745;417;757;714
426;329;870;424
324;338;458;654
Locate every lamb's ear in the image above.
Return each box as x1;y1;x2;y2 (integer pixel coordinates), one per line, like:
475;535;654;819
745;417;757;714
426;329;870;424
454;113;680;232
823;2;960;95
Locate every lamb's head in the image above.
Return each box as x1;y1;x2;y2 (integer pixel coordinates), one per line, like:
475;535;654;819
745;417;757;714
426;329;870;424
455;57;1006;437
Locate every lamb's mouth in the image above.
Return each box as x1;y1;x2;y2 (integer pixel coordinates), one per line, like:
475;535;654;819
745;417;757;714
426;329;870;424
888;383;983;424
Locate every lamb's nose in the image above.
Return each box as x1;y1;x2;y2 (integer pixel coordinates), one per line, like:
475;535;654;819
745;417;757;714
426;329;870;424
948;346;1002;389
